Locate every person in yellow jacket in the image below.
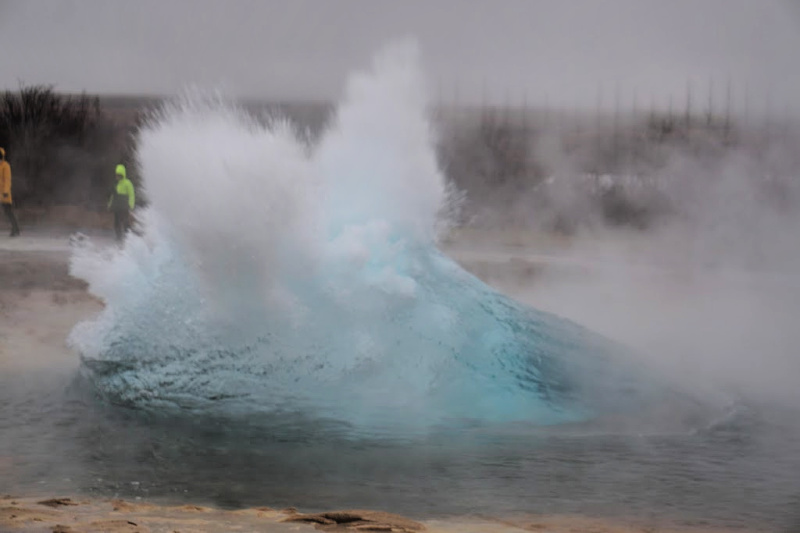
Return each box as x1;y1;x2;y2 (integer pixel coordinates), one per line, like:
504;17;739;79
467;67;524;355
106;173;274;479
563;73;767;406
0;148;20;237
108;164;135;241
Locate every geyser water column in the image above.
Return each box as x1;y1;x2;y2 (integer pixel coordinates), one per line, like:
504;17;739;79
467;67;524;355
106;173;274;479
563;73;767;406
69;42;676;434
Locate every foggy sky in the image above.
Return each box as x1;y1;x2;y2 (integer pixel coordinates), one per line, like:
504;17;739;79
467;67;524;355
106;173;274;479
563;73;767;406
1;0;799;114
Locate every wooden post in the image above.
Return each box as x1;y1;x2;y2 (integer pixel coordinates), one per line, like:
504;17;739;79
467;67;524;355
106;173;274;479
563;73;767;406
685;79;693;128
706;77;714;127
725;78;733;142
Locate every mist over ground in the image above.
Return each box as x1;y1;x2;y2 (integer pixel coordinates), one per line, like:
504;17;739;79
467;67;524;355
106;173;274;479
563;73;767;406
438;104;800;409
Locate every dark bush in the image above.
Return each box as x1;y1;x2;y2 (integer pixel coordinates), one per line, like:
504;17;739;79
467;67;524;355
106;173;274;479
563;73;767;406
0;84;130;208
437;110;545;219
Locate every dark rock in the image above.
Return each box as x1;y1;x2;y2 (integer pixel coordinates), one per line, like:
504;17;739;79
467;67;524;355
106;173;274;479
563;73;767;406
38;498;79;508
283;509;425;531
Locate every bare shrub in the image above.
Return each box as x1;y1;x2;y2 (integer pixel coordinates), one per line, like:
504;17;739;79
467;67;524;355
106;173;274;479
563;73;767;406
0;84;129;208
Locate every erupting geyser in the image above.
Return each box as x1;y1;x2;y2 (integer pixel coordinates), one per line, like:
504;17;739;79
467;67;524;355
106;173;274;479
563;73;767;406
68;43;683;435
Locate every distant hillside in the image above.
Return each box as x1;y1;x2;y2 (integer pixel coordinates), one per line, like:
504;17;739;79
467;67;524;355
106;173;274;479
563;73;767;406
97;94;336;135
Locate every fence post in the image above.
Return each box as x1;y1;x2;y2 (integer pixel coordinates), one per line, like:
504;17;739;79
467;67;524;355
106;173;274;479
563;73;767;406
725;78;733;142
685;79;693;128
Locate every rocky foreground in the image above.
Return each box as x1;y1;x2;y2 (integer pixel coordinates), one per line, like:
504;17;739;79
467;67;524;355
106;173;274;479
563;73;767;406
0;495;745;533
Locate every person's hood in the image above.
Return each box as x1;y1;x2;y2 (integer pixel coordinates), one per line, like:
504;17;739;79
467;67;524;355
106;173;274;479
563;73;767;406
115;164;126;179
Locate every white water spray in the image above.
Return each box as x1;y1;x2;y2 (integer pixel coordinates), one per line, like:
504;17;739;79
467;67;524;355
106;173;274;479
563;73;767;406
68;42;694;435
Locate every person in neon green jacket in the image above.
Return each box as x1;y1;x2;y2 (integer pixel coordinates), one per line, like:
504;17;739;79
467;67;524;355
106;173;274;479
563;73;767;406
108;164;135;241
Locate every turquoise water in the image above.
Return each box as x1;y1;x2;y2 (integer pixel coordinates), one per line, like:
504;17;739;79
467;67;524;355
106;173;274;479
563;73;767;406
66;44;689;435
